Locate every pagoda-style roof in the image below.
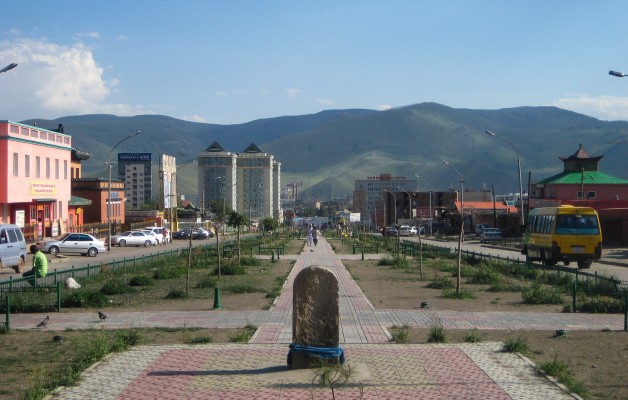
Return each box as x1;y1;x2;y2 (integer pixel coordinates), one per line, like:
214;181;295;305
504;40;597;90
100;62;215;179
204;141;226;152
242;143;262;153
559;143;603;172
536;170;628;185
559;143;602;162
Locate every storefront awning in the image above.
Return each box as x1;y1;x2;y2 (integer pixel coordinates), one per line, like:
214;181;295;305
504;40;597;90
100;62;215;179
34;198;56;202
69;195;92;206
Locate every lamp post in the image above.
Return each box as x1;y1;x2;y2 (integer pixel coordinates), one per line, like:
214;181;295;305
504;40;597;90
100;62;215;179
415;174;433;235
0;63;18;74
485;130;525;228
170;160;196;232
107;130;141;250
395;186;413;224
442;159;464;295
382;188;397;226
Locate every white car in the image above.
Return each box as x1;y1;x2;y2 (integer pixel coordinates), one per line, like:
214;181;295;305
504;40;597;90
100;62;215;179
36;233;107;257
398;226;418;236
144;227;167;244
108;231;158;247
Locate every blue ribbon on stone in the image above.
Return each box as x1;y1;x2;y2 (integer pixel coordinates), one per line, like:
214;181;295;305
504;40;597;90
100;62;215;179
288;344;345;364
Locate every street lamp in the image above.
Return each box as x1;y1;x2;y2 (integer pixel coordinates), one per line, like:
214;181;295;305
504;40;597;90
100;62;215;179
0;63;18;74
485;130;525;228
107;130;141;250
415;174;433;234
609;70;626;77
442;159;464;295
395;186;413;223
170;160;196;232
382;188;397;226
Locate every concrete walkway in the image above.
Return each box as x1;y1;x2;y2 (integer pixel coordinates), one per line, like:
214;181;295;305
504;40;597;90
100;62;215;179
18;237;622;399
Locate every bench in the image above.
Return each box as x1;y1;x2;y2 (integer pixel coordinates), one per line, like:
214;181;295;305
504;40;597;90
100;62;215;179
352;243;378;254
258;244;285;255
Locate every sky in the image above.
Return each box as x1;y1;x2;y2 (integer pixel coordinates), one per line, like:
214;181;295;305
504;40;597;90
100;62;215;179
2;1;628;125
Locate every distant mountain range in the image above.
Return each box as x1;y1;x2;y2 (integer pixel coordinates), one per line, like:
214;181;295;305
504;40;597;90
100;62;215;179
21;102;628;200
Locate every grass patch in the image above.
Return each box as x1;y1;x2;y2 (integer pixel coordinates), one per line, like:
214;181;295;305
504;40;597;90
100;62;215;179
442;288;476;299
153;267;184;280
100;279;135;295
61;290;109;308
502;336;529;354
390;325;409;343
427;276;454;289
539;355;587;397
229;323;257;343
129;275;155;287
165;289;188;299
222;284;265;294
195;276;218;289
522;283;564;305
462;329;484;343
427;318;447;343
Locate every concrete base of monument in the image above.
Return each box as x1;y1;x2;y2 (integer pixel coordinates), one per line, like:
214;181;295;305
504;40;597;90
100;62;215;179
288;351;343;369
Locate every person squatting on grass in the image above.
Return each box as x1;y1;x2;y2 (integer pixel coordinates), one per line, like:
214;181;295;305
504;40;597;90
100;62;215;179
23;244;47;286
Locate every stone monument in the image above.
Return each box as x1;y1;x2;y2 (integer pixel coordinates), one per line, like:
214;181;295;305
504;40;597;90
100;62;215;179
288;265;344;368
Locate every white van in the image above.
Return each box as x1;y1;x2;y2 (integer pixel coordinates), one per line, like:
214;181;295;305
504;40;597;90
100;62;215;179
0;224;27;273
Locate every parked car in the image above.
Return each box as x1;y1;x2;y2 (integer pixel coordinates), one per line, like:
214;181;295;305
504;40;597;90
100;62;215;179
0;223;28;272
475;224;490;237
140;229;159;245
480;228;502;243
108;231;158;247
36;233;106;257
192;228;213;239
383;227;398;237
398;226;418;236
171;230;189;240
144;227;166;244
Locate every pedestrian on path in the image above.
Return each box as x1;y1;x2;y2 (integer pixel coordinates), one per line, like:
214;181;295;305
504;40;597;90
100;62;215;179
23;244;47;286
313;226;319;246
306;224;313;246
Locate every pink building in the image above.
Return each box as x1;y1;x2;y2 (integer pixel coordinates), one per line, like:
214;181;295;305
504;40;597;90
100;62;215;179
0;121;72;238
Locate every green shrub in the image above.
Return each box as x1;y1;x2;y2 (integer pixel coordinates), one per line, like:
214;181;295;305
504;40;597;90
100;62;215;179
196;277;218;289
100;280;135;295
427;276;454;290
240;256;260;266
217;263;246;275
522;283;564;305
187;336;213;344
129;275;155;287
539;355;587;397
165;289;188;299
502;336;529;353
442;288;476;299
487;282;525;292
62;290;109;308
377;256;394;266
467;267;503;285
428;318;447;343
390;325;409;343
153;267;184;280
577;296;624;313
462;329;484;343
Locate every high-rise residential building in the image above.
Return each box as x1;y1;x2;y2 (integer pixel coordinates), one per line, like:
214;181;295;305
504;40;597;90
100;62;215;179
118;153;152;211
197;142;237;215
197;142;282;222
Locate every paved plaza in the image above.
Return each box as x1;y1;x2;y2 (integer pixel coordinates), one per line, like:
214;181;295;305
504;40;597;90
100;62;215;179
11;237;623;399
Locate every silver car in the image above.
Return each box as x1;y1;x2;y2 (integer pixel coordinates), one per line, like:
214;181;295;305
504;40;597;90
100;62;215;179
36;233;107;257
109;231;158;247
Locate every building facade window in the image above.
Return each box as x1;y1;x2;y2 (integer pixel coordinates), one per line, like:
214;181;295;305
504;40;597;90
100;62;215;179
46;157;50;178
55;159;59;179
64;160;68;179
12;153;18;176
36;156;41;178
25;155;30;177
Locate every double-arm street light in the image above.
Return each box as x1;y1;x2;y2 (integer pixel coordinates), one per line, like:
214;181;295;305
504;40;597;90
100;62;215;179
485;130;525;228
0;63;18;74
441;159;464;295
107;130;142;250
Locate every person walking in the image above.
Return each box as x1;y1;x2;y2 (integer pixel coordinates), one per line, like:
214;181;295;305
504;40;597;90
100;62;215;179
306;224;313;246
23;244;48;286
312;226;319;246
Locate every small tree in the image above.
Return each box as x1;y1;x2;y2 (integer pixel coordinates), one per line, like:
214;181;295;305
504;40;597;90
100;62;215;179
260;217;278;237
227;210;249;265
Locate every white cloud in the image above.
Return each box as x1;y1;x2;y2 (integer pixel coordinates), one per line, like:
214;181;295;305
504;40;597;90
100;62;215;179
553;95;628;121
181;114;207;123
77;31;100;39
0;37;150;119
116;35;128;41
378;104;392;111
284;88;301;97
314;98;335;107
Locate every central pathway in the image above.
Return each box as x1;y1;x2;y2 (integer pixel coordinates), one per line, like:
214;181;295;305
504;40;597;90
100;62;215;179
18;237;623;399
